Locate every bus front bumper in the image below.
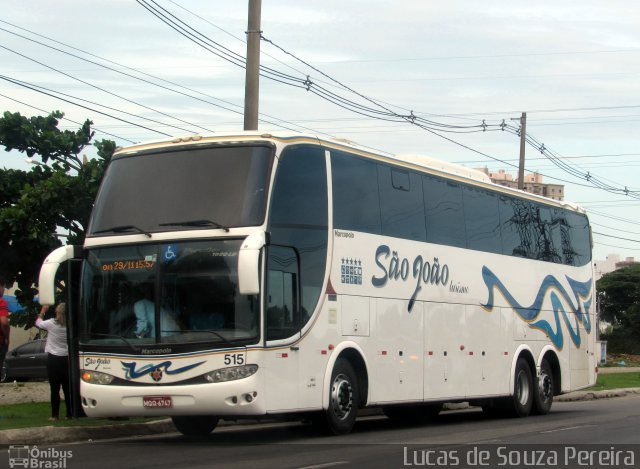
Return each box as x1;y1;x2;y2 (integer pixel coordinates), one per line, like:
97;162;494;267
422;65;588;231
80;374;266;418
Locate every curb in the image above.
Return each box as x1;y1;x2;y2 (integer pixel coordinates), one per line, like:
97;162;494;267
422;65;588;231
2;387;640;445
0;419;175;445
555;386;640;402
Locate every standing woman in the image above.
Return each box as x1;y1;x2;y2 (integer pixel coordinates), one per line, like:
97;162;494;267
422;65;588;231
36;303;71;421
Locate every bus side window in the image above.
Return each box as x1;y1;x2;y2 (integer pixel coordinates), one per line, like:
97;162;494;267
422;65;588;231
378;166;426;241
266;246;300;341
423;175;466;248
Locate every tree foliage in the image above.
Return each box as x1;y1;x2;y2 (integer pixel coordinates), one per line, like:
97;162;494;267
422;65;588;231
0;111;114;327
597;264;640;325
597;264;640;353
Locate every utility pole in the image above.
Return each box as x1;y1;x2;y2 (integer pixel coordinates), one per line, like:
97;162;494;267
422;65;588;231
244;0;262;131
517;112;527;190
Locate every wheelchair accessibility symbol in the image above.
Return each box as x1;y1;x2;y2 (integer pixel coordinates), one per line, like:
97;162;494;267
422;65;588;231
163;244;177;261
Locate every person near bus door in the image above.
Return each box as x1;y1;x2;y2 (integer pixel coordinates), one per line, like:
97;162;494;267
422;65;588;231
36;303;72;420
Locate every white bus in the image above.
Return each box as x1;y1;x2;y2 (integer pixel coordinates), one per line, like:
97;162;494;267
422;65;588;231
39;132;596;436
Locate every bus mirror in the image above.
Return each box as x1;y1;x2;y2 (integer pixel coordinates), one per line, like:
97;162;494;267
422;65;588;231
38;245;82;305
238;230;266;295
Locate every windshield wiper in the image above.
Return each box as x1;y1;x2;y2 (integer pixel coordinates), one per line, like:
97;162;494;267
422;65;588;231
93;225;152;238
85;333;138;352
158;219;229;232
180;329;233;346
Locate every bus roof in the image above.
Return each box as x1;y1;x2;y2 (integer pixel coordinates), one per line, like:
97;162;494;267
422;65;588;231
114;131;586;215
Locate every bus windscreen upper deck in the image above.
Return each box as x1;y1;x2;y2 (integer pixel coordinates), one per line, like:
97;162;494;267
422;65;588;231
88;144;274;236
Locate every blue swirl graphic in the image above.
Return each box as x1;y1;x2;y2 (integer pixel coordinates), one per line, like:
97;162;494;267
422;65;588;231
121;360;205;380
481;266;592;350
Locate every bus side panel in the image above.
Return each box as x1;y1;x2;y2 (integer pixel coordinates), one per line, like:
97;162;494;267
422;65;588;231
264;346;300;412
465;304;510;397
370;298;423;403
423;302;466;401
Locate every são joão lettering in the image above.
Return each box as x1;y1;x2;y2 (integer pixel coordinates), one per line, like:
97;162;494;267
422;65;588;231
371;245;449;312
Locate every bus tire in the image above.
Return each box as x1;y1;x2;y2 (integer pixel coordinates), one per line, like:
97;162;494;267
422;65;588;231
314;358;359;435
508;358;534;417
171;415;219;437
532;359;554;415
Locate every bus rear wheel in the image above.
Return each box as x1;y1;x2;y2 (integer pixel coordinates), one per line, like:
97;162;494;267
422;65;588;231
532;359;554;415
508;358;534;417
313;358;359;435
171;415;219;437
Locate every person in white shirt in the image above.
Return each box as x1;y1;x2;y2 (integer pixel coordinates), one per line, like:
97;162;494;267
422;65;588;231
133;285;180;339
36;303;71;421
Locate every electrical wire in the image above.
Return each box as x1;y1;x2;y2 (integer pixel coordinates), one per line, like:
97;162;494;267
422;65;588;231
595;241;640;252
136;2;640;201
0;21;335;136
0;74;172;137
0;44;207;134
7;3;640;205
0;92;137;144
2;75;200;136
593;231;640;244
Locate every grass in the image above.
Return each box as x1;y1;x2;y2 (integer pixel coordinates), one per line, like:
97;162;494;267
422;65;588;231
587;372;640;392
0;402;166;431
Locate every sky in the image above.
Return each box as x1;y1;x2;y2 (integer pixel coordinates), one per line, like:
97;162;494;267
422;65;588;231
1;0;640;262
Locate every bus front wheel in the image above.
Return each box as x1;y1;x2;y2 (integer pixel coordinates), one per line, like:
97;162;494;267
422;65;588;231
314;358;359;435
171;415;219;437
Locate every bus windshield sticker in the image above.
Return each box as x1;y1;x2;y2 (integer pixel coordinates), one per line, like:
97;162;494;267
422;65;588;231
163;244;178;262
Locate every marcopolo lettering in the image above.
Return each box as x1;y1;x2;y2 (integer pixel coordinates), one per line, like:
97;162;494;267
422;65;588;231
371;245;449;312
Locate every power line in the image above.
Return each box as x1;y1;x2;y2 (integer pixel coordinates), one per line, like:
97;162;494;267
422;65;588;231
591;222;640;236
0;20;335;137
153;5;640;200
0;43;208;134
593;231;640;244
589;209;640;227
5;10;638;242
2;75;201;136
255;33;640;200
595;241;640;252
0;74;172;137
8;4;640;205
136;0;306;88
0;92;136;144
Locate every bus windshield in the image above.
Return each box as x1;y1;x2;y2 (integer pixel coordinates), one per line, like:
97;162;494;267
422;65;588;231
88;144;273;235
80;239;259;350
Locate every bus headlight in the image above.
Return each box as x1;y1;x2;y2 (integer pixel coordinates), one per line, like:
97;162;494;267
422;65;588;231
205;364;258;383
82;370;115;385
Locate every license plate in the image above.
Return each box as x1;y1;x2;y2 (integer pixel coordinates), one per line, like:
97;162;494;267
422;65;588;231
143;396;172;408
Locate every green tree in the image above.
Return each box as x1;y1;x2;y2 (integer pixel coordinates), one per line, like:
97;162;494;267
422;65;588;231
0;111;114;327
597;264;640;353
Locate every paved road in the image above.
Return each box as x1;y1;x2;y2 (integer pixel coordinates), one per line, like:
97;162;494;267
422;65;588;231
22;394;639;469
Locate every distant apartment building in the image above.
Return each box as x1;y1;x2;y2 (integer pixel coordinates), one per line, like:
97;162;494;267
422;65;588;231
476;168;565;201
593;254;638;280
615;256;639;270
